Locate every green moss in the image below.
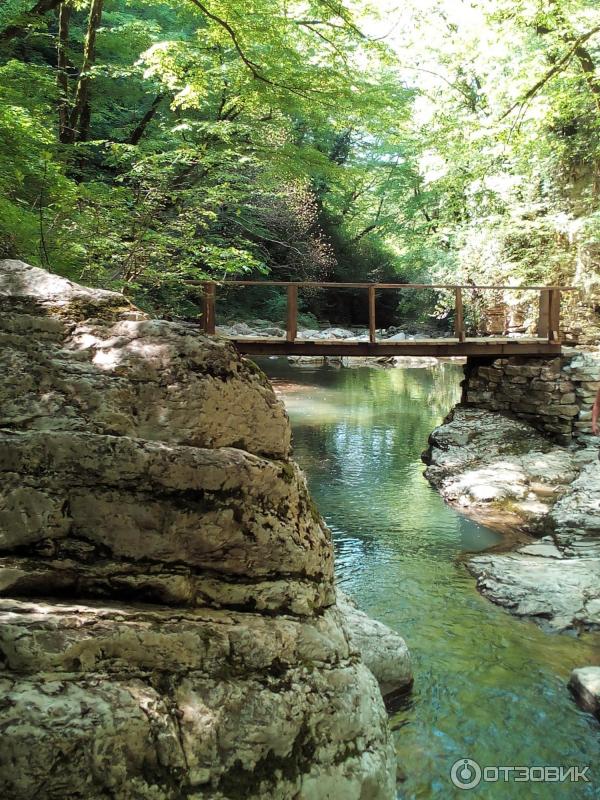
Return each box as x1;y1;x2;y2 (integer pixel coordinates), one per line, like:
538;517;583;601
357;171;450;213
47;298;133;322
307;496;323;525
490;497;522;515
243;357;270;385
279;462;296;484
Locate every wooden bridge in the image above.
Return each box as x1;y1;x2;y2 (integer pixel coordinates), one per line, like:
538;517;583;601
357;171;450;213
190;280;577;358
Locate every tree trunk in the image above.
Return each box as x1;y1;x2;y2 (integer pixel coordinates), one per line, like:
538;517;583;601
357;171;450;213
129;95;164;145
566;39;600;113
65;0;104;143
57;2;72;143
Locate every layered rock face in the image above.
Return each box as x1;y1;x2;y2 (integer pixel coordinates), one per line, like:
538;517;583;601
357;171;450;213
423;407;579;533
424;407;600;632
0;261;409;799
467;457;600;632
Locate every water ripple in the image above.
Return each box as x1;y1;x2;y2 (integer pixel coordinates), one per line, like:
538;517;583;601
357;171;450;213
261;359;600;800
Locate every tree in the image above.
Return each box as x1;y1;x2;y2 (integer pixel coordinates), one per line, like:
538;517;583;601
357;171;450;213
1;0;598;324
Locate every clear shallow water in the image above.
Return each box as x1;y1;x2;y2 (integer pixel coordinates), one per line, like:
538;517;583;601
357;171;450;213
259;359;600;800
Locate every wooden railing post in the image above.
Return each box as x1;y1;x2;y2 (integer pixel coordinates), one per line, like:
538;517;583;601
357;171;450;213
287;284;298;343
537;289;550;338
368;285;376;344
202;282;216;334
454;287;465;342
548;288;561;342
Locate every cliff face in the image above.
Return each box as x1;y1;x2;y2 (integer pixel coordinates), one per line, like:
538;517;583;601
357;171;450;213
0;261;409;799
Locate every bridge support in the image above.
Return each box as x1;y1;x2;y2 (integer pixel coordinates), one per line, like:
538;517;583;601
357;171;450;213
461;353;580;445
287;285;298;343
202;282;216;335
368;286;376;344
454;288;465;342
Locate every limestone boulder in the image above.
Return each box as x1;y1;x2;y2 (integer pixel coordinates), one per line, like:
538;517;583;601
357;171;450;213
0;599;394;800
0;430;333;614
467;546;600;631
0;260;404;799
425;405;600;632
423;407;577;531
569;667;600;716
1;260;290;458
337;592;413;698
320;327;355;339
465;458;600;631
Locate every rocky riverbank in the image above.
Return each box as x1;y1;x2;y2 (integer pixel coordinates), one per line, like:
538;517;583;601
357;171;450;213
217;320;457;369
423;405;600;633
0;260;412;800
216;320;447;343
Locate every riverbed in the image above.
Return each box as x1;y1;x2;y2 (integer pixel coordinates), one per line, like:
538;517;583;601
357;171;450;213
260;358;600;800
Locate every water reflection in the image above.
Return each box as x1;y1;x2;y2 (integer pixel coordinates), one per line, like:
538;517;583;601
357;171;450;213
261;359;600;800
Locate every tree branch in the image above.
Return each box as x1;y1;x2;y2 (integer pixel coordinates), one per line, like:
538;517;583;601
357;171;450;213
185;0;346;104
129;94;164;144
500;25;600;120
186;0;274;86
545;2;600;114
0;0;62;41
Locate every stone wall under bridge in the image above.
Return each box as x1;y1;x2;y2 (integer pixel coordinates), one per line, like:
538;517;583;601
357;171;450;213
461;350;600;446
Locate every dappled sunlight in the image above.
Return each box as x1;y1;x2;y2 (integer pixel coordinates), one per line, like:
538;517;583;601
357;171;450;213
265;359;600;798
2;0;599;794
92;348;122;369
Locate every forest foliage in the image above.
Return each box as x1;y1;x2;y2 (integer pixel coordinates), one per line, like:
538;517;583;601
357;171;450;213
1;0;599;323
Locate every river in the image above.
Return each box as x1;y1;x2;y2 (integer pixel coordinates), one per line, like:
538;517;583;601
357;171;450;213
259;358;600;800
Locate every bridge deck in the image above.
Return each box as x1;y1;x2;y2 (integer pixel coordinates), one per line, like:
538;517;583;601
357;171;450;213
231;336;562;358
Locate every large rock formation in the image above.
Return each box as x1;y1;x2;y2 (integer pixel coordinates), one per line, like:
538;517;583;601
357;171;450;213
467;458;600;632
0;260;411;799
423;407;579;532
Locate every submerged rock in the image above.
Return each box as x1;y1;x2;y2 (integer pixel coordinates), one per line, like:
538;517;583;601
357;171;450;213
337;592;412;699
569;667;600;716
0;260;408;800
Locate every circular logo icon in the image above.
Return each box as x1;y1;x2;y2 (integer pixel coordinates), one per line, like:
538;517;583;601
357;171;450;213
450;758;482;790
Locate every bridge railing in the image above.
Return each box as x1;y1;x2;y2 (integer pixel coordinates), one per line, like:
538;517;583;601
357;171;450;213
188;280;577;344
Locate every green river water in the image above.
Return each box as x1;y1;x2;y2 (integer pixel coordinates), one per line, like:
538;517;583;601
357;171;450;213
259;358;600;800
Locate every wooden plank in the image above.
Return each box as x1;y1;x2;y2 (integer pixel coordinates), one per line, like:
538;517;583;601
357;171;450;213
202;282;216;335
226;335;545;347
368;285;376;344
232;339;562;358
537;289;550;338
548;289;561;342
454;287;465;342
286;285;298;343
